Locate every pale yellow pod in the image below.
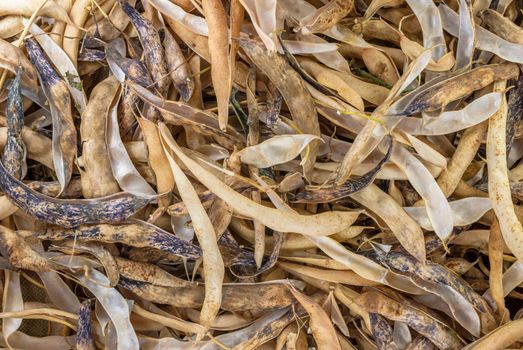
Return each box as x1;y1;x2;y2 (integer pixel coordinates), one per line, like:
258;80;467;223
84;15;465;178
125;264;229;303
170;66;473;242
136;118;174;208
339;43;406;72
487;81;523;263
49;0;72;47
398;30;455;71
86;0;134;42
353;18;400;44
229;0;244;77
351;184;425;263
79;76;120;198
289;288;342;350
364;0;405;19
83;0;117;29
463;318;523;349
63;0;94;65
300;0;354;34
159;124;360;236
0;16;22;39
160;124;224;333
132;304;205;335
379;6;422;40
202;0;231;131
0;0;73;24
298;57;365;110
437;121;487;198
361;48;399;85
488;219;509;321
481;8;523;44
278;261;378;286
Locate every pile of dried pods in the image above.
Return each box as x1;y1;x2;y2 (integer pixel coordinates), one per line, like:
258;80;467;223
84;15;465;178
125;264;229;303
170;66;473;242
3;0;523;349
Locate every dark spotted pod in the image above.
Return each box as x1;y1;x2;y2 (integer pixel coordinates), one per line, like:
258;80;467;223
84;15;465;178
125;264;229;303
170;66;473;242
0;160;151;228
35;221;201;259
76;300;95;350
294;136;392;203
2;67;26;180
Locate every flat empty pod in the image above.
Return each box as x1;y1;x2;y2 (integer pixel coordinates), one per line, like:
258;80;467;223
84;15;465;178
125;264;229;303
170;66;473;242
238;134;322;169
364;0;404;19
